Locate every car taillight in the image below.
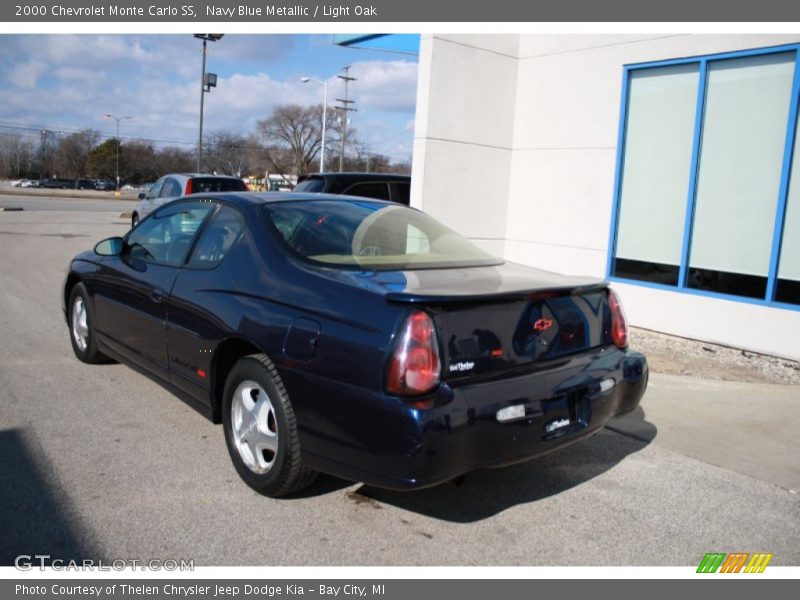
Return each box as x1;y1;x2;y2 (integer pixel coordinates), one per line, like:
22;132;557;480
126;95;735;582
386;311;441;397
242;180;250;191
608;288;629;349
185;179;193;195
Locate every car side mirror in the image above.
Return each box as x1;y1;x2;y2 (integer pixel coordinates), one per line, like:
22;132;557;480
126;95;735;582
138;192;146;200
94;236;124;257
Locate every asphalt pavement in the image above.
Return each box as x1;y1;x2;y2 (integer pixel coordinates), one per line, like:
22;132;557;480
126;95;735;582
0;197;798;566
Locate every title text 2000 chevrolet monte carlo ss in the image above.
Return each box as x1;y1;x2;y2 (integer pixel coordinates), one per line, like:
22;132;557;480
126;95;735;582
63;193;648;497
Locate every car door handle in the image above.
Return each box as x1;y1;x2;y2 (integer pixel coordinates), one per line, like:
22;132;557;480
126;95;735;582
150;288;166;304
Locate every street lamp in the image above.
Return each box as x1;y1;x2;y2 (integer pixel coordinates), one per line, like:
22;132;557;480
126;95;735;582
301;76;329;173
194;33;224;172
104;113;132;196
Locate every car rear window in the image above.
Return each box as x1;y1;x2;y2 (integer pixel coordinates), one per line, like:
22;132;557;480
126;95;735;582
263;200;502;271
191;178;248;193
293;178;326;193
344;182;391;201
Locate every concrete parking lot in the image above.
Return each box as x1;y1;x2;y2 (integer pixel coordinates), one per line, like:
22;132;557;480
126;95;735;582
1;193;798;566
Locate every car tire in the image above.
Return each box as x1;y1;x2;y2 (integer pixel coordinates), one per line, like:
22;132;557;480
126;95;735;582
131;213;139;228
67;283;106;364
222;354;317;497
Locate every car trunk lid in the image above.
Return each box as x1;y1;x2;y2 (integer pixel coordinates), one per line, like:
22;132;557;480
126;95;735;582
428;288;611;381
311;261;612;381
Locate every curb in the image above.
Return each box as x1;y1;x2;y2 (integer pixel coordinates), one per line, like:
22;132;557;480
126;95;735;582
0;188;137;201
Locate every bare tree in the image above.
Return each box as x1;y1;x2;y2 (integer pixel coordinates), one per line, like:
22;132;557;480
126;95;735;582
0;133;36;178
204;132;253;176
36;130;60;178
261;145;299;188
54;129;101;178
242;135;268;176
257;104;338;175
156;146;194;176
385;159;412;175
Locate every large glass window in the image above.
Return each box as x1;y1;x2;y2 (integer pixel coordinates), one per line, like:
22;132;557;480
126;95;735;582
611;46;800;307
613;64;699;285
688;53;795;298
777;113;800;305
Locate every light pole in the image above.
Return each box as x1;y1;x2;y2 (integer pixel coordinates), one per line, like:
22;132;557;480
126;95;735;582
194;33;223;172
104;113;132;196
301;77;329;173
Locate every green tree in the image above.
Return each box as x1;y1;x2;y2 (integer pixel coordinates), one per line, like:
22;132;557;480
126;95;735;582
86;139;119;179
122;141;159;184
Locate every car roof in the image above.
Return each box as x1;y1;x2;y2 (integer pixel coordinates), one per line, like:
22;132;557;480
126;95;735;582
300;172;411;183
161;173;245;180
187;191;398;208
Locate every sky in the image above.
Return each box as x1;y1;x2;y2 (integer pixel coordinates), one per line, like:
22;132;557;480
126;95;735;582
0;34;419;162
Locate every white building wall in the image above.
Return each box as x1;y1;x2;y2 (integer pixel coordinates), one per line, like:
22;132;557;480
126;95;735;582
411;35;519;258
412;34;800;360
508;34;800;277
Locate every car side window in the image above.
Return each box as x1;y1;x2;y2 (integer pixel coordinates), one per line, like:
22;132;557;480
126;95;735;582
161;178;182;198
391;182;411;204
344;182;391;201
146;178;165;200
187;204;246;268
125;201;215;267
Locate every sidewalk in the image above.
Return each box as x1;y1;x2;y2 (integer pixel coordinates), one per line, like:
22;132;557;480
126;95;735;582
610;372;800;491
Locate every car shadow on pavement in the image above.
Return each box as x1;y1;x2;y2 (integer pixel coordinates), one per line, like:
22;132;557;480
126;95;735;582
0;428;98;565
286;473;355;498
351;411;657;523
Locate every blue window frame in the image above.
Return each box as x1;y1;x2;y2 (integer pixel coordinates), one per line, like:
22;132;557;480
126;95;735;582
607;43;800;311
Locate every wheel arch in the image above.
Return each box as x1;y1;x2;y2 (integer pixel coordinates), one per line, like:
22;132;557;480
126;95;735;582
63;272;82;322
210;337;267;424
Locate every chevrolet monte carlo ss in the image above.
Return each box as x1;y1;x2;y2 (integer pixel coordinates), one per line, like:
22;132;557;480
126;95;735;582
63;193;648;497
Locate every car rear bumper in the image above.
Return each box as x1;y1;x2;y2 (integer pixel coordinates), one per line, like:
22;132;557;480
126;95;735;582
290;346;648;490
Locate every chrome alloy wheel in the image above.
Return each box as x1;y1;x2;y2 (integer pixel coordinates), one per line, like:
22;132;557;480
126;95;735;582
230;380;279;474
71;296;89;352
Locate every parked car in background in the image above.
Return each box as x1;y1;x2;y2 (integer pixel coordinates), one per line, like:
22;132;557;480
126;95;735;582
131;173;249;227
39;178;74;189
94;179;116;191
63;192;648;497
10;179;37;187
74;179;95;190
294;172;411;205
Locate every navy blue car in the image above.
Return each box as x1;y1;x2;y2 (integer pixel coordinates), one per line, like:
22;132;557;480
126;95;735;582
63;193;648;497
